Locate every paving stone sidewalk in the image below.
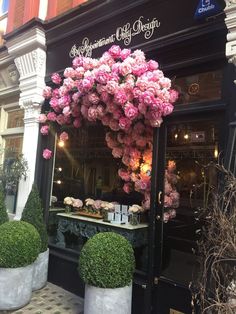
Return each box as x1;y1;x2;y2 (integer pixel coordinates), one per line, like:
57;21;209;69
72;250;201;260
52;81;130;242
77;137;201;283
0;282;84;314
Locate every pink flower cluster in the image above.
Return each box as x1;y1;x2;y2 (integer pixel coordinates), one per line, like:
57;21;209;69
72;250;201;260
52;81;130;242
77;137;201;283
163;160;180;222
40;45;178;211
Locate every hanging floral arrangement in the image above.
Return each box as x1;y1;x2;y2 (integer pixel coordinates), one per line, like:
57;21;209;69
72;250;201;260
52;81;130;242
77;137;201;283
40;45;179;216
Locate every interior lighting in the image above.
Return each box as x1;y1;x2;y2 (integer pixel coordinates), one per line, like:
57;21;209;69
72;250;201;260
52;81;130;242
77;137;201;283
214;145;219;159
184;134;189;140
174;133;178;139
58;167;62;172
58;140;65;148
56;180;62;185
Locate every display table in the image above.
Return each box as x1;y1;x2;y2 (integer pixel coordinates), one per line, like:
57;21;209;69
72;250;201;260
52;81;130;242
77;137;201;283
56;213;148;249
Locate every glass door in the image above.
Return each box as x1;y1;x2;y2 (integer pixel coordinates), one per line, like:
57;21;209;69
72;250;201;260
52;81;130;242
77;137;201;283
148;112;224;314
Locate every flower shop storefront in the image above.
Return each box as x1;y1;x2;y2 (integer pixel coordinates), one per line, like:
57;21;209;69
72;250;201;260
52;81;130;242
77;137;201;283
35;0;235;313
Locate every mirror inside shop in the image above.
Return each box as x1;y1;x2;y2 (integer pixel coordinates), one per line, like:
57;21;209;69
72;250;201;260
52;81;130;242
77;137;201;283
48;117;220;280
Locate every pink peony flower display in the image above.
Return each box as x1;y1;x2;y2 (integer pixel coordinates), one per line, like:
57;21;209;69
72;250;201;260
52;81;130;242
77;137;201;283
40;45;179;218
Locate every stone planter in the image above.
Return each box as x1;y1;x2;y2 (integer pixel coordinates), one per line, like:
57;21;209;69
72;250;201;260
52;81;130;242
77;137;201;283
0;264;33;311
84;283;132;314
32;248;49;291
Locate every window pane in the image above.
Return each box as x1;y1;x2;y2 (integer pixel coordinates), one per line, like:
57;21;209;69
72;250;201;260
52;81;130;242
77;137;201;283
7;110;24;128
4;135;23;214
174;70;222;105
4;136;23;159
161;118;220;285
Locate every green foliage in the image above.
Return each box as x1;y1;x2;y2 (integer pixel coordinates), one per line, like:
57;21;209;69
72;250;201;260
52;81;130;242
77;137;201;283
0;221;41;268
79;232;135;288
0;184;8;225
0;155;28;196
21;184;48;252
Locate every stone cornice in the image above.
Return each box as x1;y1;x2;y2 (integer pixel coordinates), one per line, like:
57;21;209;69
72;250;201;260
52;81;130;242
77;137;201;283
6;27;46;58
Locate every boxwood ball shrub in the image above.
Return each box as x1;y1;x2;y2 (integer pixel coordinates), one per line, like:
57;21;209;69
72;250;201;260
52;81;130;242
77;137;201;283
79;232;135;288
0;221;41;268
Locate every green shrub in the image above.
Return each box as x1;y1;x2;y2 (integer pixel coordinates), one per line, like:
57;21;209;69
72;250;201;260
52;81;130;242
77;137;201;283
21;184;48;252
79;232;135;288
0;184;8;225
0;221;41;268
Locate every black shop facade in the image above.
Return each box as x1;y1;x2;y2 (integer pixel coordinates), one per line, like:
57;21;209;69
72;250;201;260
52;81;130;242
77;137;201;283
35;0;236;313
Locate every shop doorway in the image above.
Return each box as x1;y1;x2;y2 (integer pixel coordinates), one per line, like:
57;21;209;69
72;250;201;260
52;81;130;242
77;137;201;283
145;112;224;314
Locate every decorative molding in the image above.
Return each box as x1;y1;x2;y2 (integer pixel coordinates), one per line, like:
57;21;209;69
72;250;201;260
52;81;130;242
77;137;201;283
225;0;236;84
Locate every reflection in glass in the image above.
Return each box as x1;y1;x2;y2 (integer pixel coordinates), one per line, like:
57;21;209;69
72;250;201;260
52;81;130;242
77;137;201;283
174;70;222;105
161;118;220;285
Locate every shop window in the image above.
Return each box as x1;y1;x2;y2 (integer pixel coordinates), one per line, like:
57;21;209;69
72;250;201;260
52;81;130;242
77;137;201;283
0;107;24;214
161;117;220;285
174;70;222;105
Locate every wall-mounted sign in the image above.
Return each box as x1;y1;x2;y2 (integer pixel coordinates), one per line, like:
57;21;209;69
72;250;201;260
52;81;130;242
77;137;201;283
194;0;221;20
69;16;161;58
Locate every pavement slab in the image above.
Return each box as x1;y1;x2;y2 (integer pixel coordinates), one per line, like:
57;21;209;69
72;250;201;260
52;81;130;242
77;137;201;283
0;282;84;314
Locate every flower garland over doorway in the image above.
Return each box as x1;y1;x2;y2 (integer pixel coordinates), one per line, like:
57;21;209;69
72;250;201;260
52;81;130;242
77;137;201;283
40;45;179;220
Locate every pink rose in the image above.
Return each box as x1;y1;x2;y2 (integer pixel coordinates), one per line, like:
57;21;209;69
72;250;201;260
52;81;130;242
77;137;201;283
108;45;121;58
82;77;94;92
120;48;131;60
119;62;132;76
106;80;119;95
47;112;57;121
51;73;62;85
118;169;130;182
112;147;123;158
40;125;49;135
38;114;47;123
147;60;159;70
88;106;98;121
62;106;71;117
59;132;69;141
119;117;131;131
72;56;83;68
43;149;52;160
88;92;100;105
114;90;128;105
56;114;66;125
50;98;60;112
124;103;138;120
92;200;102;210
64;67;76;78
161;103;174;116
96;70;110;84
43;86;52;99
123;183;132;194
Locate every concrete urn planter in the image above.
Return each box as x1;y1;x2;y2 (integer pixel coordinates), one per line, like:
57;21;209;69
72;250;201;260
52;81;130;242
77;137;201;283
84;284;132;314
32;248;49;291
0;264;34;311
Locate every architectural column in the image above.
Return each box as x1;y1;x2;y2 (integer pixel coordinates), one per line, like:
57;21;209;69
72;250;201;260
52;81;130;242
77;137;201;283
225;0;236;83
6;27;46;219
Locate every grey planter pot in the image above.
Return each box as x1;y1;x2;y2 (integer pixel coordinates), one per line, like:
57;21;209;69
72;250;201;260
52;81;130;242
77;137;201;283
32;248;49;291
0;264;33;311
84;283;132;314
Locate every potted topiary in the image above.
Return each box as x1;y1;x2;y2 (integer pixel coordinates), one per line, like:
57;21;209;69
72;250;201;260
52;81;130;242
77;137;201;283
21;184;49;291
79;232;135;314
0;184;8;225
0;221;41;310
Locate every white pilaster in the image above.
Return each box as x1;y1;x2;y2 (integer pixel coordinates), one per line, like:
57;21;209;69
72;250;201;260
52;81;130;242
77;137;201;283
6;27;46;219
225;0;236;83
